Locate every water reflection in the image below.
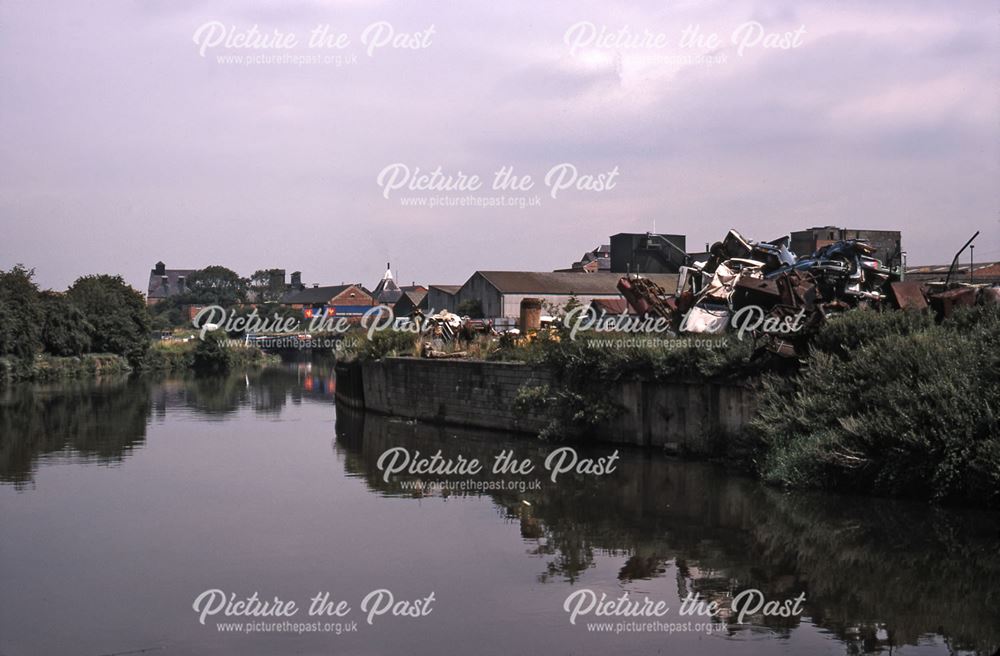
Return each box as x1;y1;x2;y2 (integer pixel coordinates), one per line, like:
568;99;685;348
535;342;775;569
1;367;997;655
0;377;151;487
0;362;336;485
335;405;1000;655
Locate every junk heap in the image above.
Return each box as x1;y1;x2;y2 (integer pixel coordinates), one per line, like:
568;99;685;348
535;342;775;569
618;228;995;356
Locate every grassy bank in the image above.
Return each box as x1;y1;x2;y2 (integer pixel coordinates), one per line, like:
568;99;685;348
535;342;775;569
0;340;280;384
146;337;281;372
0;353;133;383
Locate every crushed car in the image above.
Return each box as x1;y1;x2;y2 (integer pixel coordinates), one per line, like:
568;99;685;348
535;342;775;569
620;229;902;356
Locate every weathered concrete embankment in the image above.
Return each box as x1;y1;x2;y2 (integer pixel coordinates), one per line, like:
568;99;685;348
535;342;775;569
335;358;757;455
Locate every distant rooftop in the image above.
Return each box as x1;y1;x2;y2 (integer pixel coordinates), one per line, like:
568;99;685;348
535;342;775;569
428;284;461;295
281;284;365;305
147;264;197;299
474;271;678;295
906;261;1000;278
372;263;403;304
906;262;1000;274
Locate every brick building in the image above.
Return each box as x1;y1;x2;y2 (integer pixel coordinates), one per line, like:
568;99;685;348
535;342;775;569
280;284;375;319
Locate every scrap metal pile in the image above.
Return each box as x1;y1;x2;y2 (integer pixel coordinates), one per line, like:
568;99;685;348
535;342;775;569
411;309;497;357
620;229;999;356
619;229;900;356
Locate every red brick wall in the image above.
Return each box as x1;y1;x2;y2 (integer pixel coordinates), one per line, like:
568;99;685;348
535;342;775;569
330;285;375;306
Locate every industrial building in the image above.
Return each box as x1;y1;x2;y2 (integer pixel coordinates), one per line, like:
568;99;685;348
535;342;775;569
609;232;688;273
451;271;679;320
790;227;902;269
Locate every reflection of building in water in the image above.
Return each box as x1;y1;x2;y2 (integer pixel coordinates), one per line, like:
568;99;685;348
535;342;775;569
147;364;339;419
286;361;338;401
299;370;336;399
334;403;1000;654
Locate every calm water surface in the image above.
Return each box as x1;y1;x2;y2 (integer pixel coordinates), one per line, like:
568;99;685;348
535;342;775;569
1;364;997;656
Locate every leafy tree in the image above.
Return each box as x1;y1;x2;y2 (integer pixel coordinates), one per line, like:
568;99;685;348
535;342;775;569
191;330;233;372
184;266;247;306
66;275;151;367
0;264;43;359
248;269;288;304
39;292;92;356
148;298;188;331
223;303;300;337
457;299;484;319
562;293;582;317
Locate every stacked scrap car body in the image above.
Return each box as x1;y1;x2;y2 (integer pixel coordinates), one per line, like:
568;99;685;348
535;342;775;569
619;229;905;355
620;228;1000;355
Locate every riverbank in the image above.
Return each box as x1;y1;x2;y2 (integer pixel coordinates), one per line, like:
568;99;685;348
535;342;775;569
0;353;133;383
0;341;280;384
145;338;280;373
337;304;1000;509
336;357;756;455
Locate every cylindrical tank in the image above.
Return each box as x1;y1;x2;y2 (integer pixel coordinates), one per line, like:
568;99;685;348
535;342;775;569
519;297;542;332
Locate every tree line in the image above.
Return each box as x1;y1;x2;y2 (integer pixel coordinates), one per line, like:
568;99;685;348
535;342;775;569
0;265;150;367
0;264;298;369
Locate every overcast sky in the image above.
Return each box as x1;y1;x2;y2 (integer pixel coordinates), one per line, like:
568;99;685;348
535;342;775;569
1;0;998;292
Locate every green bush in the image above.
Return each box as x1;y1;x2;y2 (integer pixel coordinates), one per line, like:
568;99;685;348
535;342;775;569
66;274;151;368
750;305;1000;507
191;332;234;373
0;265;43;359
456;299;484;319
809;308;933;360
39;292;92;356
514;383;620;440
146;341;196;371
491;330;756;382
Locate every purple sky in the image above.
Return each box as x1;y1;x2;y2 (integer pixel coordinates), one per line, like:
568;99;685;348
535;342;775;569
2;0;998;293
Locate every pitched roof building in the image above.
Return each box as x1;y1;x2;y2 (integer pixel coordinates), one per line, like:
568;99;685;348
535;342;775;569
453;271;679;320
556;244;611;272
393;289;428;316
280;284;375;317
426;284;461;313
146;261;196;305
371;263;403;304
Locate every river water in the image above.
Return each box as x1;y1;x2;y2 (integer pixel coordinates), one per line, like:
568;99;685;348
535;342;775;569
1;364;997;656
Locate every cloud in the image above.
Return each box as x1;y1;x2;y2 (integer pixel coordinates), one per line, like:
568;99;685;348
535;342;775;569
0;0;996;290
